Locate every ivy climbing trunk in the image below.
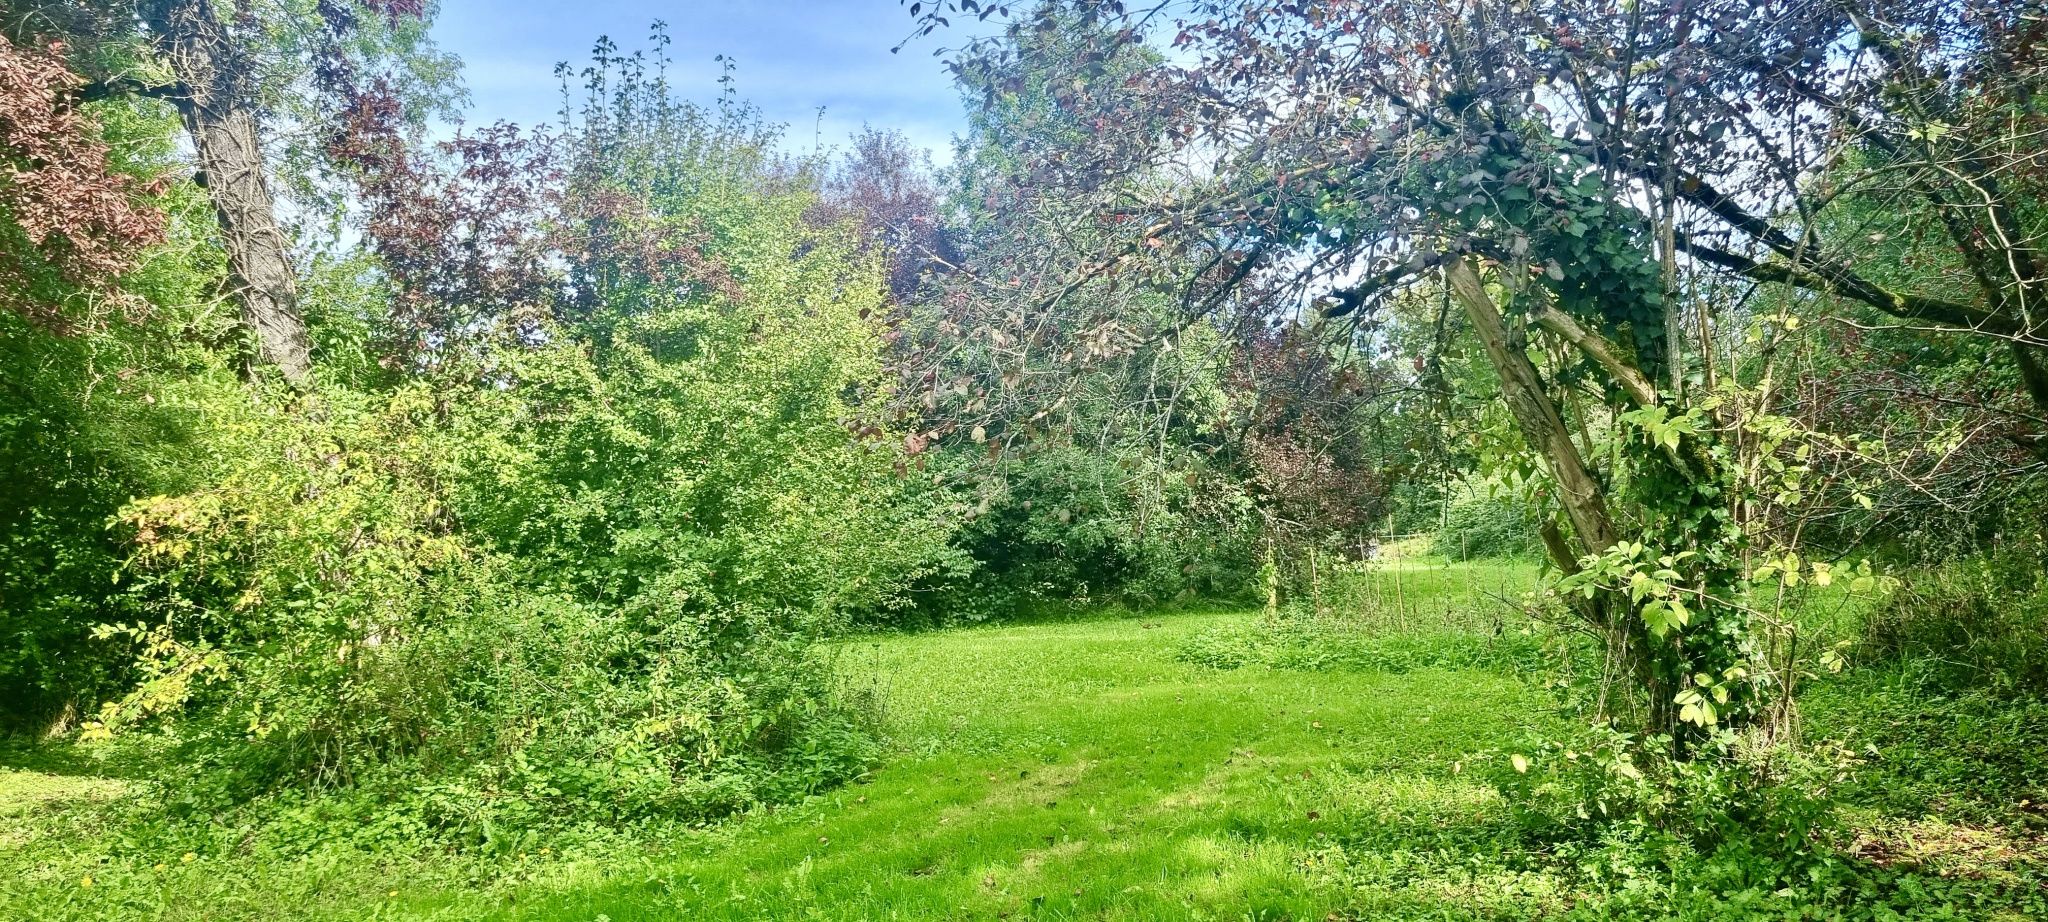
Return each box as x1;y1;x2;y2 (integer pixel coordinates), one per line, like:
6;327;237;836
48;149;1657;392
1445;257;1682;735
148;0;311;384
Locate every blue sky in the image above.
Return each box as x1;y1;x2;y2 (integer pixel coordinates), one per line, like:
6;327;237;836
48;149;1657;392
430;0;974;159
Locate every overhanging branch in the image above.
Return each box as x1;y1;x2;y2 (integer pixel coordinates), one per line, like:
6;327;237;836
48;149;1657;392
1322;251;1445;318
1677;235;2012;335
76;77;184;104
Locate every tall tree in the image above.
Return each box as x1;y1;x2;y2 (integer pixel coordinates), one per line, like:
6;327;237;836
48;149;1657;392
3;0;449;383
813;127;953;303
907;0;1770;739
142;0;309;381
907;2;2048;448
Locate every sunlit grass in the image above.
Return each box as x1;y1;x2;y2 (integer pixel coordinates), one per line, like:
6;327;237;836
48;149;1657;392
9;557;2029;921
510;608;1550;921
4;590;1573;921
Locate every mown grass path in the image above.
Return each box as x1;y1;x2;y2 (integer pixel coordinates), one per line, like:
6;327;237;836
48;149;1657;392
15;587;2042;921
4;606;1553;921
502;610;1544;921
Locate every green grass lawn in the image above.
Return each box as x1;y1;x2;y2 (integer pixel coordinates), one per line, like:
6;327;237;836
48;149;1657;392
11;557;2035;921
515;611;1550;922
3;579;1574;922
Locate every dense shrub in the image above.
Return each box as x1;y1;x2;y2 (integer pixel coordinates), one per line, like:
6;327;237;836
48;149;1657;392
901;445;1260;624
1468;666;2048;921
0;312;166;733
0;95;223;735
129;584;883;852
64;93;948;842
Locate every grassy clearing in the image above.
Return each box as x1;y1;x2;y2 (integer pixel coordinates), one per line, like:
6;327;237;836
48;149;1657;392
6;558;2043;920
1308;554;1542;635
536;610;1550;922
1;563;1568;922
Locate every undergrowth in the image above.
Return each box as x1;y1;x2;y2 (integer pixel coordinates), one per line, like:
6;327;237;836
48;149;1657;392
1175;615;1546;675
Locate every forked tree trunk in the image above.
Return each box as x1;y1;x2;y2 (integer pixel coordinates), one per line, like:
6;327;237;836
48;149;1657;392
1444;258;1618;559
148;0;311;384
1445;258;1681;732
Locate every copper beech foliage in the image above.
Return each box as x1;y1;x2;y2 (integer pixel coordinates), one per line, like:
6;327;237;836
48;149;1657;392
327;83;740;368
810;127;955;303
0;35;165;332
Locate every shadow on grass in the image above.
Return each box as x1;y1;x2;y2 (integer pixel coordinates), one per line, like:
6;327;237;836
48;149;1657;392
0;736;116;777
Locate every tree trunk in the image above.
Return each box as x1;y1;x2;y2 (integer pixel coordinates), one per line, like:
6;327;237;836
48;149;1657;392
148;0;311;384
1444;258;1618;558
2013;343;2048;460
1449;258;1681;731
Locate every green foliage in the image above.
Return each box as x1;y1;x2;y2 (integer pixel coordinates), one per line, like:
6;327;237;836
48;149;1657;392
1807;668;2048;830
7;8;2048;919
86;372;893;841
448;141;947;633
1428;485;1539;560
1448;129;1672;382
0;310;165;732
0;96;227;734
1279;111;1673;384
10;78;947;843
1485;719;1855;845
903;445;1258;624
1859;549;2048;694
1474;692;2045;921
